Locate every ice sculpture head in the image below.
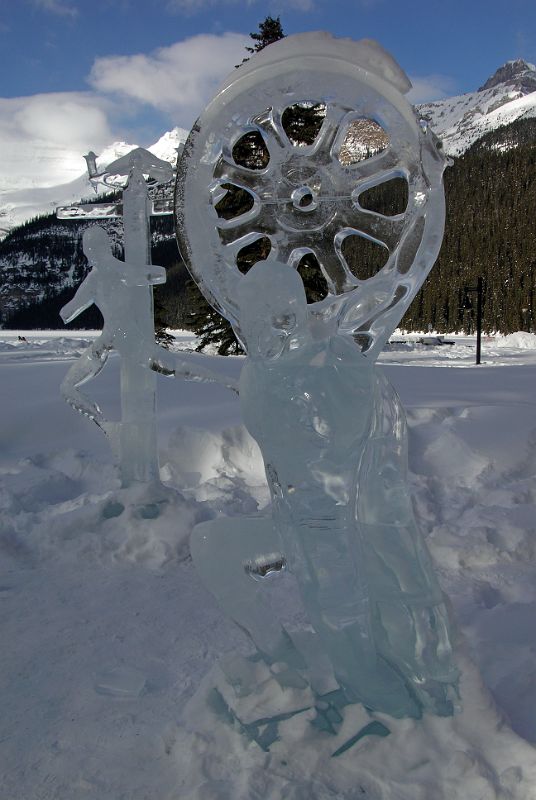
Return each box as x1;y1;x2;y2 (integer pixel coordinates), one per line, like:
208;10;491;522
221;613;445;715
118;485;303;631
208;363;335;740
175;31;448;359
236;260;309;359
82;227;111;266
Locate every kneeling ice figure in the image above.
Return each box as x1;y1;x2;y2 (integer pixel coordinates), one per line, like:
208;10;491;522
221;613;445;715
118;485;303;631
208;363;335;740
184;31;459;719
192;260;458;719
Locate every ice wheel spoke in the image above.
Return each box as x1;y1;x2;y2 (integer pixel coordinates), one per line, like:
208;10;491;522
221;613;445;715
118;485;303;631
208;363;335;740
350;210;406;253
252;110;291;165
315;104;350;155
222;232;277;276
302;221;357;294
218;204;276;246
332;198;399;250
214;157;271;198
335;149;401;190
333;197;365;230
354;149;401;180
216;209;260;236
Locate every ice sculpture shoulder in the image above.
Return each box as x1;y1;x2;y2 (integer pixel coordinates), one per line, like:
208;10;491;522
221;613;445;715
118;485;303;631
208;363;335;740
181;32;458;719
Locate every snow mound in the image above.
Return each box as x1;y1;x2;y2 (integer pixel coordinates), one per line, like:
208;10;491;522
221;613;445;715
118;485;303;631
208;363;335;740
3;331;536;798
161;425;267;512
0;451;203;569
495;332;536;349
172;650;536;800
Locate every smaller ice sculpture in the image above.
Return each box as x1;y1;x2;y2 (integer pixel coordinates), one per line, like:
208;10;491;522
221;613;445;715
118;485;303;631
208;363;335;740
181;32;459;720
60;224;165;436
60;147;237;487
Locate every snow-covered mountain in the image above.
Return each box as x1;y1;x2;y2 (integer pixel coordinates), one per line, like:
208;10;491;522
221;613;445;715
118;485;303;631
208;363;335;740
419;59;536;156
3;59;536;238
0;128;187;239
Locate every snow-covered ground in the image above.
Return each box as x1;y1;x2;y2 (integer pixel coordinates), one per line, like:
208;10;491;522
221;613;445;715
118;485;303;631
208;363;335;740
1;329;536;799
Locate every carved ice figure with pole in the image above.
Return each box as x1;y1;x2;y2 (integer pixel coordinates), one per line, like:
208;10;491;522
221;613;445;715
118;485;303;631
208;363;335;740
60;146;237;487
179;32;458;718
60;225;165;443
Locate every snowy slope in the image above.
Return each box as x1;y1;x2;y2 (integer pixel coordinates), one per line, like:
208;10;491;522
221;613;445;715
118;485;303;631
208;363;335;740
1;330;536;798
0;128;187;238
419;60;536;156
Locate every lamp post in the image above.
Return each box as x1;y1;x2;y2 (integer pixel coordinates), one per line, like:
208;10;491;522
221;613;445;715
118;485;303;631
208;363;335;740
462;277;483;365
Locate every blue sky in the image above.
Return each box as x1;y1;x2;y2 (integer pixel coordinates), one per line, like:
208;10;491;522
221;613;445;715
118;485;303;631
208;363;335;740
1;0;535;169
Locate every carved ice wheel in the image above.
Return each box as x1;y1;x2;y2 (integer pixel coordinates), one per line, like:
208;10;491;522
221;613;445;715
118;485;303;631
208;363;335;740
175;33;447;352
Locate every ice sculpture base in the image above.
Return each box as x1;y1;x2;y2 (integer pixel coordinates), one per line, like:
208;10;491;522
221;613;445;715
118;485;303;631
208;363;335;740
208;652;392;757
172;650;536;800
191;513;457;719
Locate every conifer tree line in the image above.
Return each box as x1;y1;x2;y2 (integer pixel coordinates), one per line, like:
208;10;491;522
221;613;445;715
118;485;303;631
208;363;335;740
409;118;536;335
1;18;536;350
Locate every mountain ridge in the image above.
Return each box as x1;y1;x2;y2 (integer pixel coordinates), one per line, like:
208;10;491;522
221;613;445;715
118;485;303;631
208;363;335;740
418;59;536;156
478;59;536;92
3;57;536;339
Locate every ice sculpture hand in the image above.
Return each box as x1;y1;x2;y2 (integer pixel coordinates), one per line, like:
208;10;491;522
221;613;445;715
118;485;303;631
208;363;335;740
149;347;239;394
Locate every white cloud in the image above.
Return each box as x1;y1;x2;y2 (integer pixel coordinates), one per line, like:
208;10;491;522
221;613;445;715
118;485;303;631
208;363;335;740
284;0;314;9
0;32;253;195
33;0;78;17
407;74;457;104
166;0;313;11
0;93;114;190
89;33;249;128
11;94;112;148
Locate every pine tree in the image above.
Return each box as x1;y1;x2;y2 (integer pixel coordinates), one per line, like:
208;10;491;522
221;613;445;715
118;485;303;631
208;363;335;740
185;15;288;353
244;16;285;59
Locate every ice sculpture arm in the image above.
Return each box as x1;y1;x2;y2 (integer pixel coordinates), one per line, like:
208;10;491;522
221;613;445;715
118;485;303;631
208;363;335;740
80;225;166;289
60;273;97;323
355;152;447;363
121;263;166;288
149;345;239;394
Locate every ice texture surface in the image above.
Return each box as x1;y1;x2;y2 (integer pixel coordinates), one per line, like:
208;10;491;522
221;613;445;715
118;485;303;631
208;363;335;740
184;33;458;718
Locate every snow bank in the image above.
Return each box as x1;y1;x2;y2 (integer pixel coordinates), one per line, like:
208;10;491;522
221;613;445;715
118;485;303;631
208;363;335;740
495;332;536;349
2;331;536;799
0;451;202;569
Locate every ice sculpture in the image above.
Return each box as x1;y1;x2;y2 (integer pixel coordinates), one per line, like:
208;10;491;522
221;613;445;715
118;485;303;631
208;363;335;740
180;32;458;718
61;148;237;487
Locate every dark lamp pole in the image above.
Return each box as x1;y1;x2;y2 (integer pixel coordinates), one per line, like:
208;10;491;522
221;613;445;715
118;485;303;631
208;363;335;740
463;277;483;365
